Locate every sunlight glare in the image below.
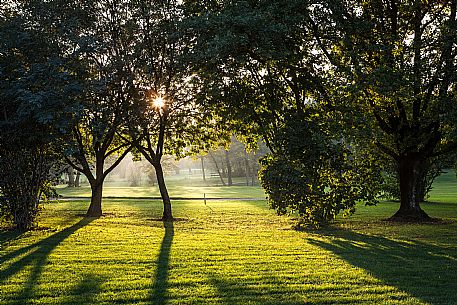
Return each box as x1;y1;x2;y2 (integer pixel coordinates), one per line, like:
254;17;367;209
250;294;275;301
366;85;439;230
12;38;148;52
153;97;165;108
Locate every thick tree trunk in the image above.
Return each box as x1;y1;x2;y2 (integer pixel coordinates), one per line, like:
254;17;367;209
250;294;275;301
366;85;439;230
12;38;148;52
225;149;233;186
390;155;431;221
155;163;173;221
416;170;427;203
87;181;103;217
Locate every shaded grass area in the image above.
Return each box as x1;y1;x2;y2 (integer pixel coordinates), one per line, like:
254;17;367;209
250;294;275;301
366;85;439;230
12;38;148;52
1;196;457;304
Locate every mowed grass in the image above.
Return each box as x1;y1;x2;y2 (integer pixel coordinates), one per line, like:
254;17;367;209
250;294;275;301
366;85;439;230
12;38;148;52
56;176;266;199
1;174;457;304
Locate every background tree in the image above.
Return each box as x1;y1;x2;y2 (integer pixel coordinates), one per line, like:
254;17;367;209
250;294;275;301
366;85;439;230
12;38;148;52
204;137;268;186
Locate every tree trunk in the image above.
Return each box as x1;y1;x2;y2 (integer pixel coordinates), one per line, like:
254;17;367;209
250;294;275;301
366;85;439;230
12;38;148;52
75;171;81;187
201;156;206;183
209;151;226;186
67;168;75;187
225;149;233;186
87;181;103;217
155;163;173;221
243;150;251;186
416;170;427;203
390;155;431;221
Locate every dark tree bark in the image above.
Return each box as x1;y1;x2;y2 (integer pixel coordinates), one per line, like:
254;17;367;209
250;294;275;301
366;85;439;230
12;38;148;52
66;139;132;218
87;180;103;217
154;162;173;221
390;155;431;221
134;108;175;221
416;163;429;203
86;153;106;217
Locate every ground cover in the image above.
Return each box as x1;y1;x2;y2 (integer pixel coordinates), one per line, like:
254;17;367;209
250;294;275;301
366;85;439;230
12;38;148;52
1;173;457;304
56;176;266;199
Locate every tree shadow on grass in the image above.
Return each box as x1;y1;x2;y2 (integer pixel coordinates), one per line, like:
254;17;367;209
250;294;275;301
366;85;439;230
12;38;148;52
150;221;174;305
0;230;23;248
57;274;105;305
0;217;95;303
307;229;457;305
208;274;303;305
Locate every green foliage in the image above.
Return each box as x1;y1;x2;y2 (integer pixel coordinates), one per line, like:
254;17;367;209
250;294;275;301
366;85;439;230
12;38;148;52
0;148;54;230
319;0;457;216
259;111;381;227
191;0;457;220
0;1;83;229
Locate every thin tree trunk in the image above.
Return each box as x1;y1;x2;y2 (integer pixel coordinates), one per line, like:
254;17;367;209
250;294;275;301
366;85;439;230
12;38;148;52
87;180;103;217
225;149;233;186
201;156;206;183
67;168;75;187
155;163;173;221
243;150;251;186
209;151;226;186
390;155;431;221
75;171;81;187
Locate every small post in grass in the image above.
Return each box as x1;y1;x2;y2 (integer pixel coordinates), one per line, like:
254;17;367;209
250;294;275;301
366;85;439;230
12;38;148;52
204;193;207;205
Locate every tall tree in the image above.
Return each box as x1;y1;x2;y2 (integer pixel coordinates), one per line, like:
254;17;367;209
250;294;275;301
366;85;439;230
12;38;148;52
310;0;457;220
190;0;381;225
64;0;137;217
130;0;227;221
0;1;83;229
193;0;457;222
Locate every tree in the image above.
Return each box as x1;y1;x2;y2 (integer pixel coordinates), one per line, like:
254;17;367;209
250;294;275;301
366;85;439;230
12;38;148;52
129;0;227;221
203;137;268;186
64;0;137;217
381;155;451;203
190;0;382;225
193;0;457;222
309;0;457;220
0;1;83;229
259;111;380;227
207;149;228;186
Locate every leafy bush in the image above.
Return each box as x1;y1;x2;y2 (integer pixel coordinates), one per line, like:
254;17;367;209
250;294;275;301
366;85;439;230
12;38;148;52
0;148;54;230
259;112;381;228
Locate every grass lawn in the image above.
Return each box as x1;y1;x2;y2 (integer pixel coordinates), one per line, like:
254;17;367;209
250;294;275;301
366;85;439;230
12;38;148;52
55;176;266;199
1;173;457;304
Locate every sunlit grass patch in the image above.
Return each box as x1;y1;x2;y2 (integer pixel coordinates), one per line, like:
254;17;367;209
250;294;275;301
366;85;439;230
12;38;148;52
1;189;457;304
55;176;266;199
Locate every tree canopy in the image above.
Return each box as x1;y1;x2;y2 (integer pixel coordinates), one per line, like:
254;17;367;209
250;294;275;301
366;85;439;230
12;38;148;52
190;0;457;223
2;0;457;229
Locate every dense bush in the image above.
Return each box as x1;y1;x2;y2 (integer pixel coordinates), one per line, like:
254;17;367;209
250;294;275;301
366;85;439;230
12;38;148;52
259;112;381;228
0;148;55;230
